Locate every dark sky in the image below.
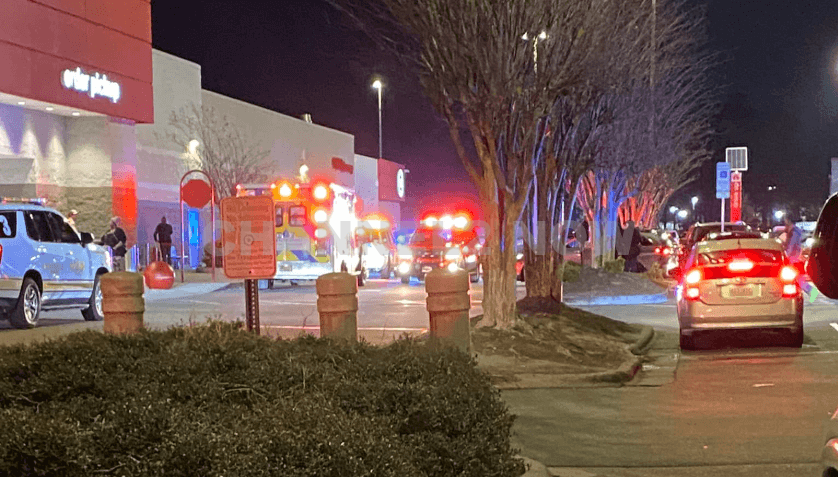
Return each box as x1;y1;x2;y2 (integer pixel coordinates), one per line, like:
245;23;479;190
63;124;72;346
151;0;838;222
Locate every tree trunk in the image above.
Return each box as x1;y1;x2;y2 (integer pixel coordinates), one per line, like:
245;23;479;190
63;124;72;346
524;178;553;298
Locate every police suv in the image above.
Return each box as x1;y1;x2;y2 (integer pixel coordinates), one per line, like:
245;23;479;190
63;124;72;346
0;199;110;329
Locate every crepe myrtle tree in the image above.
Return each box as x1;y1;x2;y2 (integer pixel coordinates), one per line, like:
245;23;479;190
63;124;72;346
161;103;272;199
577;0;718;266
333;0;663;325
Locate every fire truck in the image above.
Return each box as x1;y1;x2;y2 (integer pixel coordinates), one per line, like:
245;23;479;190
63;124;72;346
395;213;482;284
236;180;362;282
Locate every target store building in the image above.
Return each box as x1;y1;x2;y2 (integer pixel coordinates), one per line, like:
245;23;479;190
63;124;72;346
0;0;404;267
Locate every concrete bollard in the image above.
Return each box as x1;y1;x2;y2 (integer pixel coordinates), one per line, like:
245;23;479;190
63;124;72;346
101;272;145;335
316;272;358;342
425;268;471;353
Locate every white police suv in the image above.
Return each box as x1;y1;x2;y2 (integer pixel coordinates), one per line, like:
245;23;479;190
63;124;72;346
0;199;110;328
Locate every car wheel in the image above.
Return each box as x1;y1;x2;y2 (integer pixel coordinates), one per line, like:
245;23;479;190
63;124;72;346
81;274;104;321
10;277;41;329
788;317;804;348
679;331;694;351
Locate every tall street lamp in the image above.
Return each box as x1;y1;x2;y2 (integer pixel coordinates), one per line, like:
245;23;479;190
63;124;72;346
371;79;384;159
521;31;548;74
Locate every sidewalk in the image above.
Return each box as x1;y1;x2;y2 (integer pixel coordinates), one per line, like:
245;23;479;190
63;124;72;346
143;269;234;302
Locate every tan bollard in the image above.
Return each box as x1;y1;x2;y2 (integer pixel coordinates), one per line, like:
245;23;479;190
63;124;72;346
316;272;358;342
101;272;145;335
425;268;471;353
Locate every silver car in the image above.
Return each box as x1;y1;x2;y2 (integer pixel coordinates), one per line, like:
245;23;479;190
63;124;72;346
676;235;803;349
0;200;110;328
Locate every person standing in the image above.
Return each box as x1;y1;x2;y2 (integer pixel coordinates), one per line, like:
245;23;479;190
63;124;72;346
66;209;79;231
153;216;174;265
783;216;803;265
103;217;127;272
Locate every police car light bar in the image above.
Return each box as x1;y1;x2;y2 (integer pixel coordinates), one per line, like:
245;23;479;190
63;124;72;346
2;197;47;205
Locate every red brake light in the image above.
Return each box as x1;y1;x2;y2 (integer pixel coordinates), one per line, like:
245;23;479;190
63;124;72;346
728;260;754;272
655;247;661;254
685;269;701;284
663;247;671;255
686;287;700;299
313;185;329;201
780;266;797;282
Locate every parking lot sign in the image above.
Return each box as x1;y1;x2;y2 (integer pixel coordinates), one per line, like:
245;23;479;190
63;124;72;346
220;195;276;279
726;146;748;171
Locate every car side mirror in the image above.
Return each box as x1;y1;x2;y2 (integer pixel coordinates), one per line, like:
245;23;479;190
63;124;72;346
80;232;94;245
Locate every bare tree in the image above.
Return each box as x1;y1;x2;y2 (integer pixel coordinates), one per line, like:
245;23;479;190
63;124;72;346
162;103;272;198
333;0;658;326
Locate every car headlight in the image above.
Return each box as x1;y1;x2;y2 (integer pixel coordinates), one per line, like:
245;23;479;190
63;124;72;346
466;254;477;263
398;262;411;274
447;262;460;273
516;253;524;260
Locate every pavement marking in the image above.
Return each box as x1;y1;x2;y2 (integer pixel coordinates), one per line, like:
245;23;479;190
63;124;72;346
752;383;775;388
260;300;316;306
831;323;838;334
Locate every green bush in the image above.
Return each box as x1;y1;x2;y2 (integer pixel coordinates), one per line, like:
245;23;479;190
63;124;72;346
0;323;524;477
603;257;626;274
645;262;665;280
562;261;582;282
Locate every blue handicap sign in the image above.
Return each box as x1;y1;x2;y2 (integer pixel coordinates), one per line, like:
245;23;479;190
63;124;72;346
716;163;731;199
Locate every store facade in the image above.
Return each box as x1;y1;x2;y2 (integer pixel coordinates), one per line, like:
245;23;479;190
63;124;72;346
1;1;402;268
0;0;153;242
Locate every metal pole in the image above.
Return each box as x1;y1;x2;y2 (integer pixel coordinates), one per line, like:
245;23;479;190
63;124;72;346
180;187;185;282
721;198;726;233
211;188;216;282
245;279;260;335
377;87;383;159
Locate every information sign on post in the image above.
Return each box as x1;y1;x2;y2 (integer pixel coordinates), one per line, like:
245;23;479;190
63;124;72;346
730;171;743;223
716;162;731;232
220;195;277;334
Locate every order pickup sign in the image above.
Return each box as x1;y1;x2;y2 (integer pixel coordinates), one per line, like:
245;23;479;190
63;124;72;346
220;195;276;279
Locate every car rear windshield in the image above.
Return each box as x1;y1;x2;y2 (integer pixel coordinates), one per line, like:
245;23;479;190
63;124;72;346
694;224;749;243
0;212;15;238
695;248;784;279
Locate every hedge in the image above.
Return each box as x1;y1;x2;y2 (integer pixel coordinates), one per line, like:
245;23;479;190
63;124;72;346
0;322;524;476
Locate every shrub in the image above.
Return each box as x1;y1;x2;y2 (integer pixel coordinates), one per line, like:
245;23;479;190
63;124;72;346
603;257;626;274
562;261;582;282
0;323;524;476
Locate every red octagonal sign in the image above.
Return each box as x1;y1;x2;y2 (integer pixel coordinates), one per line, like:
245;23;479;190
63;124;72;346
182;179;213;209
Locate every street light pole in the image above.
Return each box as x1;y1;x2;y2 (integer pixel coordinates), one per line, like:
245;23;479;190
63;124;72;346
372;79;383;159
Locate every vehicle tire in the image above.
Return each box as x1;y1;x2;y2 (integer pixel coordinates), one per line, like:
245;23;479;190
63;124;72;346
9;277;41;329
81;274;104;321
679;331;694;351
400;275;410;285
788;327;803;348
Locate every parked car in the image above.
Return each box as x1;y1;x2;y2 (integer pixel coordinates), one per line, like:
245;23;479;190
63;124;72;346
0;199;110;328
638;231;674;273
675;235;803;350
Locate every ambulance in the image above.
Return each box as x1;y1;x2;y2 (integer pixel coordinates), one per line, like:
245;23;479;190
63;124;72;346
395;212;483;284
236;180;362;282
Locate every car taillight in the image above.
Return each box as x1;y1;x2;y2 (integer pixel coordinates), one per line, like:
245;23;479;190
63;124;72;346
685;269;701;284
780;266;797;282
686;287;700;300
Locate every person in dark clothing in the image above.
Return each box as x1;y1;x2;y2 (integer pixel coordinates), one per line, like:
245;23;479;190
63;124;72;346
153;216;174;265
623;221;643;273
102;216;127;271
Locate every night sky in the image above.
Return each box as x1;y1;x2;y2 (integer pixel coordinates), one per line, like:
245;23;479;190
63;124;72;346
151;0;838;222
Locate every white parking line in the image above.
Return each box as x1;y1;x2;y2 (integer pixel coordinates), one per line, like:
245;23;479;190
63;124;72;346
830;323;838;334
186;300;221;305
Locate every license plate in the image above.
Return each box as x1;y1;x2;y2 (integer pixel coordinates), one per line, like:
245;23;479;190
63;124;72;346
422;266;432;273
728;285;754;297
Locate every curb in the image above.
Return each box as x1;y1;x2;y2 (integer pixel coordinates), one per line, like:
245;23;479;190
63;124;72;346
629;325;655;355
564;292;668;306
